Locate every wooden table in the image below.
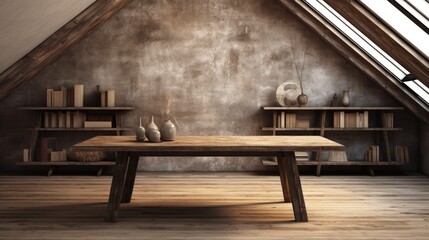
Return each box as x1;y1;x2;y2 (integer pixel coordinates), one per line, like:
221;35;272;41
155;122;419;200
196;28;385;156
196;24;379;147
73;135;343;222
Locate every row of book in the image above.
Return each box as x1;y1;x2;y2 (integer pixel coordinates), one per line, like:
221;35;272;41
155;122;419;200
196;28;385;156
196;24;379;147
47;84;84;107
100;90;116;107
44;111;113;128
382;112;394;128
395;146;410;163
365;145;380;162
276;112;310;128
333;111;369;128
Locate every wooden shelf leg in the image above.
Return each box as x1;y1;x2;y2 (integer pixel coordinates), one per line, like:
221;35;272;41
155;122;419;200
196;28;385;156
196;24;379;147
106;152;130;222
316;164;322;177
279;152;308;222
97;167;103;177
369;167;375;177
47;167;53;177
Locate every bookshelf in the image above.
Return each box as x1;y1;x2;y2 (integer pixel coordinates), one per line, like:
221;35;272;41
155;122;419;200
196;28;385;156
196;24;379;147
261;106;405;176
18;107;134;176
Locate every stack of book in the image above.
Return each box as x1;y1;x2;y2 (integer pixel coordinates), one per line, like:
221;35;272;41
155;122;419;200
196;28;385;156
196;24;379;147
50;149;67;162
333;111;368;128
44;111;86;128
394;146;410;163
382;112;394;128
295;151;309;161
46;84;84;107
84;114;113;128
365;145;380;162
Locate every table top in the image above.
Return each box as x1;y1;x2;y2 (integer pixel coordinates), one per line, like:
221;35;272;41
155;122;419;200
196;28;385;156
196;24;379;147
73;135;344;154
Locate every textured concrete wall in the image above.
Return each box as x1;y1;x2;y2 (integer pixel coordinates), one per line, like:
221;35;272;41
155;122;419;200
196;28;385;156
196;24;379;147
0;0;419;172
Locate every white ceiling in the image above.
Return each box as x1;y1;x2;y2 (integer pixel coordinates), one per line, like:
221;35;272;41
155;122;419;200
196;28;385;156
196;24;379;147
0;0;95;74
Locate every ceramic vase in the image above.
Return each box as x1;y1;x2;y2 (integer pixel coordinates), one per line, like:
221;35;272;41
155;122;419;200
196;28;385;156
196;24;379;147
146;116;160;143
161;120;176;141
342;91;350;107
135;117;146;142
297;93;308;107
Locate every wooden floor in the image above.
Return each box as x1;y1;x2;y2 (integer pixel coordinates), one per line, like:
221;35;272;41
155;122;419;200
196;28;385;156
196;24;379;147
1;172;428;239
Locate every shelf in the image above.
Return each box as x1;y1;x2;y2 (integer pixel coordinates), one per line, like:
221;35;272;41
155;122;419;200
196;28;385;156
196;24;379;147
262;106;404;111
16;161;115;166
19;107;134;111
261;127;403;131
262;159;405;166
30;128;133;131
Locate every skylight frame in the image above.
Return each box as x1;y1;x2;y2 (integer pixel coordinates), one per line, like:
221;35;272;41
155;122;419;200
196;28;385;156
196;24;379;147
390;0;429;35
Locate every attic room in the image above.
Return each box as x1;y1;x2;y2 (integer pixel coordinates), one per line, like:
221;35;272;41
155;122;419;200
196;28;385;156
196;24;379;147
0;0;428;239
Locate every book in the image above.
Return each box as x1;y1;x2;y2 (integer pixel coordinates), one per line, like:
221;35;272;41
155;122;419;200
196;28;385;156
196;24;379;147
51;112;57;128
345;112;356;128
61;86;67;107
280;112;285;128
100;91;107;107
363;111;369;128
67;88;74;107
58;112;66;128
84;121;112;128
66;111;71;128
51;149;67;162
23;149;30;162
74;84;84;107
296;119;310;128
73;111;85;128
51;91;63;107
46;89;53;107
339;111;345;128
107;90;115;107
44;112;50;128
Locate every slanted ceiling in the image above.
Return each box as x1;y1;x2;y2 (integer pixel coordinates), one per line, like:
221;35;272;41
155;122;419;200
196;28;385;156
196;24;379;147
0;0;427;122
0;0;95;73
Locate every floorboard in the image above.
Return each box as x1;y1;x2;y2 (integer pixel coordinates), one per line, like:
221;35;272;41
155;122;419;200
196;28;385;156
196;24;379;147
0;172;428;239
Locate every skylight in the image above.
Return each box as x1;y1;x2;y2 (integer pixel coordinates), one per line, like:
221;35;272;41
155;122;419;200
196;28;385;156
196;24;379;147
303;0;409;80
404;80;429;104
360;0;429;59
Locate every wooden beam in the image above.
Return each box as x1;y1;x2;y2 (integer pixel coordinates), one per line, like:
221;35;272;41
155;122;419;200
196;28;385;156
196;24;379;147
276;0;429;123
324;0;429;88
0;0;131;102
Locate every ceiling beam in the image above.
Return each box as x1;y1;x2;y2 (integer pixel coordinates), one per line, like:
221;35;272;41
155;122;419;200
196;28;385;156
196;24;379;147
276;0;429;123
324;0;429;87
0;0;131;102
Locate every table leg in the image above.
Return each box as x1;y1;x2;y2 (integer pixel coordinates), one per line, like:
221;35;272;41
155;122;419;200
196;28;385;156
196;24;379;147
121;155;139;203
279;152;308;222
106;152;130;222
277;156;291;203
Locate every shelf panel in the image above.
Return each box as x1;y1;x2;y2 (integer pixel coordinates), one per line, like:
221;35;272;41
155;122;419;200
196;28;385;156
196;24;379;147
30;128;132;131
262;106;404;111
262;160;405;166
16;161;115;166
261;127;402;131
19;107;134;111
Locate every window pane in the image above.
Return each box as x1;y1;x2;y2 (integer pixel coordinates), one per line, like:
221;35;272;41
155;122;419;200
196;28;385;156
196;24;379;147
395;0;429;28
360;0;429;58
304;0;409;79
407;0;429;20
404;80;429;103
